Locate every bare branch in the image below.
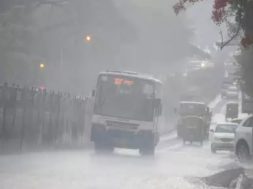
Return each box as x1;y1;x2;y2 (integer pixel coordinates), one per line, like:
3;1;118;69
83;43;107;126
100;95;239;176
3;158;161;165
219;30;224;45
218;2;243;50
219;24;241;49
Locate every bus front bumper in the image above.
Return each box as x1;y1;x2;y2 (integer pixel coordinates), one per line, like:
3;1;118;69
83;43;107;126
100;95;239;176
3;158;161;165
91;124;156;149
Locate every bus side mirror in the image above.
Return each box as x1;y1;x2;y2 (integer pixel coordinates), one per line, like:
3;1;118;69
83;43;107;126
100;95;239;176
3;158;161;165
92;89;96;97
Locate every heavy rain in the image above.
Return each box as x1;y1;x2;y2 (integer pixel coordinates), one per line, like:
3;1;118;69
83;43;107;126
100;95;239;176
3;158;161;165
0;0;253;188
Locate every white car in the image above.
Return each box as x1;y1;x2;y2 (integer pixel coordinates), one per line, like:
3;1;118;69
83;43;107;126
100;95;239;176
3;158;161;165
235;115;253;161
210;122;238;153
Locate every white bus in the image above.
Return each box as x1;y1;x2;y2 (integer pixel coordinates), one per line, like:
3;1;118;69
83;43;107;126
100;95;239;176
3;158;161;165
91;71;162;155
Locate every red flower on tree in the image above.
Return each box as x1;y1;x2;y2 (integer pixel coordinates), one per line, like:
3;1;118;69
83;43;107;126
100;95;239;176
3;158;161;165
212;0;231;23
173;0;231;22
173;0;253;48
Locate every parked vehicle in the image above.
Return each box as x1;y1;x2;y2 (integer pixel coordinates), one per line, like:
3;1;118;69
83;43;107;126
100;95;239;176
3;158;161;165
181;116;205;145
225;102;239;121
231;114;248;124
210;122;237;153
235;115;253;162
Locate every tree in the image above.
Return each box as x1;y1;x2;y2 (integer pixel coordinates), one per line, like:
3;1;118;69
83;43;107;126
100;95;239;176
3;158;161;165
174;0;253;49
174;0;253;97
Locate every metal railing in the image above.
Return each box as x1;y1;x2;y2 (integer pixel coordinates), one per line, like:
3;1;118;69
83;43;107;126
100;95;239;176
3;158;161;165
0;83;93;153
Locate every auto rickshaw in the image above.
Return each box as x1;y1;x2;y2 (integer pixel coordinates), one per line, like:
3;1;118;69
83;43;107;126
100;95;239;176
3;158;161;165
225;102;238;121
181;116;205;145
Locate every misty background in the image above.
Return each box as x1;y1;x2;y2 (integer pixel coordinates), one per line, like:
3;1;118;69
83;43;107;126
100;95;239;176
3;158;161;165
0;0;233;97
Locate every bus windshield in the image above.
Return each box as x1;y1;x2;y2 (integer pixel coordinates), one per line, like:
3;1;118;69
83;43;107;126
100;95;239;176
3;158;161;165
94;74;155;121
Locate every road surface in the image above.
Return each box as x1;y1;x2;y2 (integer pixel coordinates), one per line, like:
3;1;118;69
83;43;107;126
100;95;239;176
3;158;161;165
0;98;238;189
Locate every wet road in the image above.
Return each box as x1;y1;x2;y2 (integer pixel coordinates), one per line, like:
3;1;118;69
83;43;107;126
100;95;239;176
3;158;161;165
0;98;237;189
0;139;235;189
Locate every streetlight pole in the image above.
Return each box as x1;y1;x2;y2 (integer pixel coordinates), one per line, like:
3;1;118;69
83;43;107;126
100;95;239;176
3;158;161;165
32;62;45;88
38;62;46;88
